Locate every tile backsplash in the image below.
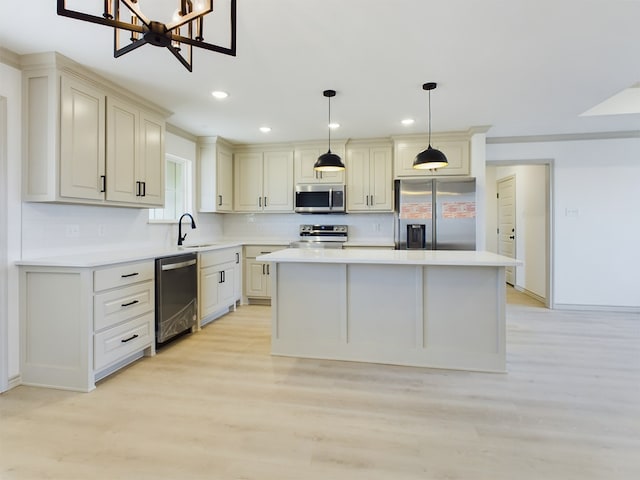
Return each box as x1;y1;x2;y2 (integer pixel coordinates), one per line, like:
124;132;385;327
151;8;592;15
21;203;394;258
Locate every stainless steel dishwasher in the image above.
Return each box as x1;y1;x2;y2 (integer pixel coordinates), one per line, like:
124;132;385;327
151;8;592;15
155;253;198;347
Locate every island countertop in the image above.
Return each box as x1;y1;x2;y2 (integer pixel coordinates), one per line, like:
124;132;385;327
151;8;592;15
258;248;521;267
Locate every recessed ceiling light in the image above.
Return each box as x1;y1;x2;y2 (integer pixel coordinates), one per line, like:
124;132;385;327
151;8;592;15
259;126;272;133
328;122;340;129
401;118;415;125
211;90;229;99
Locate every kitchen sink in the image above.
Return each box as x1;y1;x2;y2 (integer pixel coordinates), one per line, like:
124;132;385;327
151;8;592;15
180;243;221;249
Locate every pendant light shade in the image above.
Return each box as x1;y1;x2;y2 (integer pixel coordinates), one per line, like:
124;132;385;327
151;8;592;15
314;89;345;172
413;82;448;170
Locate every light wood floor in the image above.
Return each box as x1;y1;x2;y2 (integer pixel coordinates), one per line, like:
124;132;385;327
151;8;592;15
1;291;639;479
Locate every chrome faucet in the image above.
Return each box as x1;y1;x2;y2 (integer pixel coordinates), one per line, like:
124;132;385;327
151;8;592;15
177;213;196;246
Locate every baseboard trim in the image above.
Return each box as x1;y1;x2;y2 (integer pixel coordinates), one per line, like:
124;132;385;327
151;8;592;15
5;374;21;392
554;303;640;313
513;285;546;305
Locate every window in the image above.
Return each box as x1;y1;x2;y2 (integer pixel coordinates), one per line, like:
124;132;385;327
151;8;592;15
149;154;193;222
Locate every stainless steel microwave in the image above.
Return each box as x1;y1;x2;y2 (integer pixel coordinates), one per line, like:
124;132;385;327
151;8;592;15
294;183;346;214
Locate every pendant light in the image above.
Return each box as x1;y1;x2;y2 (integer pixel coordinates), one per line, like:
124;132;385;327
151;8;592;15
413;82;448;170
314;89;345;172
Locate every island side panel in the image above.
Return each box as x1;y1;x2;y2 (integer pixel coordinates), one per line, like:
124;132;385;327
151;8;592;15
346;264;424;363
272;262;347;357
423;265;506;372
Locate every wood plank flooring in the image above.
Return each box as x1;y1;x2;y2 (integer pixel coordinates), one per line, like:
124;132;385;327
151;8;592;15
1;290;639;479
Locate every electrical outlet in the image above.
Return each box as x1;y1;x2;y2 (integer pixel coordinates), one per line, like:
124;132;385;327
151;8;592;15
98;224;106;237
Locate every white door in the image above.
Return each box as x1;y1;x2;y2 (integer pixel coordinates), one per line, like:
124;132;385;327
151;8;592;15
497;176;516;285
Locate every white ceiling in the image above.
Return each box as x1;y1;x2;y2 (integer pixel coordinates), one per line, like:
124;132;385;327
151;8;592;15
2;0;640;145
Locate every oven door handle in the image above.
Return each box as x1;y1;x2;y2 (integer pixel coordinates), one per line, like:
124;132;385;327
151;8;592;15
161;259;197;271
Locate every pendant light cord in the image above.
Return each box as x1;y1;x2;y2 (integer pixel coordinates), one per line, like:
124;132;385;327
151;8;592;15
327;94;332;153
427;88;432;146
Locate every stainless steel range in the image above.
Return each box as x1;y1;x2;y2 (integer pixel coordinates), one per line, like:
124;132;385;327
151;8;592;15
289;224;348;249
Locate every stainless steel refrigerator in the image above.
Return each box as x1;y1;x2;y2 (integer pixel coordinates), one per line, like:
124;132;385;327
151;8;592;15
394;178;476;250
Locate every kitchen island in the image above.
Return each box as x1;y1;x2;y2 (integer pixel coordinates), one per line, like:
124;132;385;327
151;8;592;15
257;249;521;373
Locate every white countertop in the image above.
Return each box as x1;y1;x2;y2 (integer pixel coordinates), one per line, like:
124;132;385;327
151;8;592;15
16;242;245;268
258;248;522;267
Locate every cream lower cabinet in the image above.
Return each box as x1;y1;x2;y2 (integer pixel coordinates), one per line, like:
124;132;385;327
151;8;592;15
244;245;287;303
20;259;155;392
199;247;242;326
346;143;393;212
234;150;294;212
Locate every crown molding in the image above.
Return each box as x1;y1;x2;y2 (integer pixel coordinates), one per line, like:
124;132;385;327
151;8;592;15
0;47;20;69
487;130;640;144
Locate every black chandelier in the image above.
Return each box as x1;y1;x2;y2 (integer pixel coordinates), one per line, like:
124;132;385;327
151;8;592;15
57;0;237;72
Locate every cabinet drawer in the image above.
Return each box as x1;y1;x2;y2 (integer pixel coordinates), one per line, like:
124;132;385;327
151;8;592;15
200;248;239;268
94;280;154;331
244;245;287;258
94;261;154;292
94;312;153;371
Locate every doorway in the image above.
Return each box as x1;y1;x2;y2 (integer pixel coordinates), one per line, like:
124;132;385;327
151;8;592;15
486;161;553;308
497;175;516;285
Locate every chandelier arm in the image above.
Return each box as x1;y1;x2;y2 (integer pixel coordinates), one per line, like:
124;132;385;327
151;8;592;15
120;0;150;27
166;2;213;30
114;38;147;58
58;3;146;34
166;44;194;72
169;33;235;55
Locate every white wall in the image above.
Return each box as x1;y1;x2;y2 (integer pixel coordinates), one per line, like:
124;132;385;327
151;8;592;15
1;61;22;386
487;137;640;309
486;164;547;299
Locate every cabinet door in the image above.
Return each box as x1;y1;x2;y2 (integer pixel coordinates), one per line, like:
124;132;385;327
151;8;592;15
200;265;221;319
395;139;469;177
245;259;267;297
346;147;370;211
106;97;137;203
219;264;235;307
60;75;106;201
263;151;294;212
216;145;234;212
233;249;242;301
430;140;470;175
369;147;393;211
294;147;345;184
234;152;263;212
137;111;165;206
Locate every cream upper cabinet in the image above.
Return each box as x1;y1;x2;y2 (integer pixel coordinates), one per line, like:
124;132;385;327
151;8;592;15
137;111;165;206
294;142;346;184
346;143;393;212
106;96;165;206
21;52;168;207
394;134;470;177
234;149;293;212
59;74;106;201
198;137;233;213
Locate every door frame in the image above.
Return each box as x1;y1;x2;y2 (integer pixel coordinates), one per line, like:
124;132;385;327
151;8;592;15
1;96;8;391
486;159;554;308
496;174;516;285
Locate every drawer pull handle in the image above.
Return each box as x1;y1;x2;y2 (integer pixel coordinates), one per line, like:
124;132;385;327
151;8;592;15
121;300;139;307
121;334;139;343
121;272;139;278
